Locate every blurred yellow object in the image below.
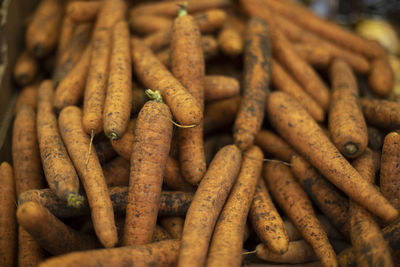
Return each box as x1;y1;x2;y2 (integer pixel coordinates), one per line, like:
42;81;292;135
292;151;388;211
356;19;399;55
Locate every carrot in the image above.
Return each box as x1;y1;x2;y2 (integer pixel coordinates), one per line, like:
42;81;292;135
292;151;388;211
38;239;181;267
290;154;350;238
130;15;172;35
266;91;398;222
204;96;241;134
25;0;62;58
14;84;39;113
82;0;126;135
255;129;295;162
206;146;263;267
204;134;233;166
283;220;303;241
218;23;243;57
171;7;206;185
131;38;202;126
17;202;101;255
360;97;400;130
204;75;240;102
93;138;117;164
37;80;83;207
160;216;184;239
123;90;173;246
59;105;118;248
164;156;195;192
103;157;129;187
14;50;38;86
178;145;241;267
153;225;172;242
270;59;325;122
292;42;332;68
368;126;385;151
380;132;400;210
263;161;337;267
19;187;194;218
56;16;76;58
103;20;132;140
272;12;371;74
131;84;147;114
368;56;394;97
18;228;45;267
53;23;92;85
256;240;318;264
233;17;271;151
0;162;16;267
66;1;102;23
111;118;136;160
250;178;289;254
54;44;91;110
350;148;393;267
329;58;368;158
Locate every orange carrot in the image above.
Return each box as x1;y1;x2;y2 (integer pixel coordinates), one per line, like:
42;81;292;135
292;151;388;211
131;38;203;126
328;58;368;158
25;0;63;58
255;129;295;162
368;56;394;97
82;0;126;135
160;216;184;239
250;178;290;254
164;156;195;192
103;20;132;140
67;1;102;23
206;146;263;267
153;225;172;242
14;50;38;86
0;162;16;267
178;145;242;267
204;75;240;102
218;23;243;57
37;80;83;207
233;17;271;151
263;161;337;267
111;118;136;160
14;84;39;113
204;96;241;134
292;42;332;68
59;105;118;248
38;239;181;267
266;91;398;222
123;90;173;246
130;15;172;35
103;157;129;187
360;97;400;130
56;16;76;58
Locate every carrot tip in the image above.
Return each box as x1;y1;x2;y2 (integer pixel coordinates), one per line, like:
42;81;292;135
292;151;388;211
344;142;358;156
66;193;84;208
108;132;119;141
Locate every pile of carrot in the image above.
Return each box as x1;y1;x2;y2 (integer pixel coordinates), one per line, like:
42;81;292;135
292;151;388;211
3;0;400;266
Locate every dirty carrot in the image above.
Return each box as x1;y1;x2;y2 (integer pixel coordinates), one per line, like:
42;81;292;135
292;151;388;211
368;56;394;97
131;38;202;126
218;23;243;57
38;239;181;267
160;216;185;239
270;59;325;122
171;6;206;185
178;145;241;267
233;17;271;151
66;1;102;23
123;90;173;246
204;96;241;134
13;50;38;86
368;126;385;151
360;97;400;130
14;84;39;113
256;240;318;264
206;146;263;267
59;106;118;248
266;91;398;222
290;154;350;237
350;148;393;267
111;118;136;160
56;16;76;58
37;80;83;207
130;15;172;35
103;20;132;140
54;45;91;110
283;220;303;241
103;157;130;187
25;0;63;58
250;177;289;254
153;225;172;242
18;229;44;267
380;132;400;210
82;0;126;135
263;161;337;267
329;58;368;158
0;162;16;267
255;129;295;162
292;42;332;68
164;156;195;192
204;75;240;102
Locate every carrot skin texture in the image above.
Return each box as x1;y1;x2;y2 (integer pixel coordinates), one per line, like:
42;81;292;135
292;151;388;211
59;106;118;248
15;85;39;113
178;145;242;267
103;157;130;187
368;57;394;97
14;51;37;86
67;1;102;23
204;75;240;102
266;91;398;222
0;162;16;267
293;42;332;68
37;80;82;206
263;162;338;267
38;239;181;267
123;100;173;246
206;146;263;267
360;98;400;130
255;129;295;162
233;17;271;151
131;38;203;126
160;216;184;240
